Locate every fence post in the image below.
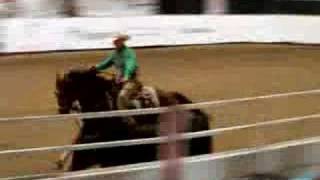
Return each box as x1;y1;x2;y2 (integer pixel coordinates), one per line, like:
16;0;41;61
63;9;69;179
159;107;188;180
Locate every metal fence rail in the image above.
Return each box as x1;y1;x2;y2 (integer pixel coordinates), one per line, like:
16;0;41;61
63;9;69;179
0;88;319;123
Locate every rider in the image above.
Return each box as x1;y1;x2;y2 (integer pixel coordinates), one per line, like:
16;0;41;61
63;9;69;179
90;34;140;110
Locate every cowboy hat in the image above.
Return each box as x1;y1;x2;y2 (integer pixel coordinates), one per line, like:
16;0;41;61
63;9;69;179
113;33;130;42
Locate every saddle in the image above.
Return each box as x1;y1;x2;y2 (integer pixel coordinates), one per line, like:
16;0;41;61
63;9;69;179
121;84;160;129
133;86;160;109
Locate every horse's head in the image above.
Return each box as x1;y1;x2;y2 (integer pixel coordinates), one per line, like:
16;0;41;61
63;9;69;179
55;72;79;114
55;67;116;114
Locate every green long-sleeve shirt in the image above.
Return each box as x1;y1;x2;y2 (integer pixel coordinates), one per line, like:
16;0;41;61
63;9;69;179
95;46;138;80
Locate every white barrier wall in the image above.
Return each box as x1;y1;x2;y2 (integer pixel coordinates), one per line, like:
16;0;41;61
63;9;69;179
2;15;320;53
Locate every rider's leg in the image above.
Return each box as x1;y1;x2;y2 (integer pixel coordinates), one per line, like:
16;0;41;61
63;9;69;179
117;87;131;110
117;82;141;125
117;76;144;126
117;83;142;108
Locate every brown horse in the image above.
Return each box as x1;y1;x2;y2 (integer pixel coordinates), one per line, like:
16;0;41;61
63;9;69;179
55;67;212;171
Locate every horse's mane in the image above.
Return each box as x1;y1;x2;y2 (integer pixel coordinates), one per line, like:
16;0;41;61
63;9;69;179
56;68;114;92
55;67;117;114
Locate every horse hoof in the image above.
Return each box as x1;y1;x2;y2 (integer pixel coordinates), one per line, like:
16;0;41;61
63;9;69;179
55;160;64;170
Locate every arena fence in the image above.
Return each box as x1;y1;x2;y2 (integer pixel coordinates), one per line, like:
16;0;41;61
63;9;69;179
1;88;320;179
0;88;319;123
8;136;320;180
0;113;320;156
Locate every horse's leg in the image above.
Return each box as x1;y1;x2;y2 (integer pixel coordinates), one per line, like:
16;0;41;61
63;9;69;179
70;117;113;171
189;110;212;155
57;118;83;170
57;151;72;170
56;134;80;170
70;149;97;171
69;133;98;171
126;118;159;164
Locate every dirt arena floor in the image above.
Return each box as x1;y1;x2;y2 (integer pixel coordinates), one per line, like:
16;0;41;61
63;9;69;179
1;44;320;178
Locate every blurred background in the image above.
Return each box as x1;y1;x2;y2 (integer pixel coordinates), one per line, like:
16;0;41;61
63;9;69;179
1;0;320;18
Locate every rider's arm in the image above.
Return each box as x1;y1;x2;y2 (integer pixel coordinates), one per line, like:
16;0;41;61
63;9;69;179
123;48;137;81
95;52;114;71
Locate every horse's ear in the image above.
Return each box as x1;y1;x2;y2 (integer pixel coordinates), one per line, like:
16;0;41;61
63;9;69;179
56;73;61;81
56;73;63;88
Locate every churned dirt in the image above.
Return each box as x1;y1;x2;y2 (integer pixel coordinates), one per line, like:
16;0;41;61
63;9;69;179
0;44;320;177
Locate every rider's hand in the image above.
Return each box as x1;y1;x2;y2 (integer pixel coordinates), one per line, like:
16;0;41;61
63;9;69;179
120;77;129;83
120;78;127;84
121;77;129;83
115;77;125;84
89;66;97;74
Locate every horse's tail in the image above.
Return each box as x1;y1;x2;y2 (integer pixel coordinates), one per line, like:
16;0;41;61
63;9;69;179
171;91;212;154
